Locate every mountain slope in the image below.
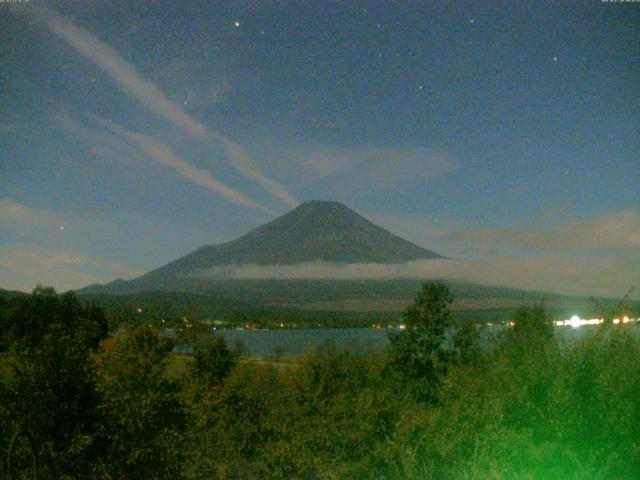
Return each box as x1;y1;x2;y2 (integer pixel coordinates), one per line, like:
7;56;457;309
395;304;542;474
149;200;442;275
81;201;444;294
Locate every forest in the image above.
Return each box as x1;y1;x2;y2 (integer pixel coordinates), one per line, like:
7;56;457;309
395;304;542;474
1;283;639;479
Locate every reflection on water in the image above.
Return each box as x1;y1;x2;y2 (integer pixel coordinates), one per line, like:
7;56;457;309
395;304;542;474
216;323;640;357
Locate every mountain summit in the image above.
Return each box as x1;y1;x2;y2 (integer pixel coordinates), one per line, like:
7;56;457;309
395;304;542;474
80;201;444;293
152;200;442;271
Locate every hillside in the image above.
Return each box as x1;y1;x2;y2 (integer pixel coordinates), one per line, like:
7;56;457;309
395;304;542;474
80;200;444;294
76;290;399;329
74;281;633;327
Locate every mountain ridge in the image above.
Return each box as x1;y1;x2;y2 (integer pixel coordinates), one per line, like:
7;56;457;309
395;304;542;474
79;200;445;294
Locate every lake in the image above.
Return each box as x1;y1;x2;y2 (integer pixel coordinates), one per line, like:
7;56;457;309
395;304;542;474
219;328;394;356
217;326;510;356
209;323;639;356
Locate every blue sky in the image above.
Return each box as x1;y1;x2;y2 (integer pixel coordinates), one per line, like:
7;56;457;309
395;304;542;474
1;1;638;296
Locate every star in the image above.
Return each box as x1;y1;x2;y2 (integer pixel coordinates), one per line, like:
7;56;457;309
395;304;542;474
418;85;423;91
234;21;240;28
553;56;558;62
59;226;64;230
470;18;475;24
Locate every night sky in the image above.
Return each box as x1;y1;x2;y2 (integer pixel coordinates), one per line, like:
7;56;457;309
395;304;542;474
1;1;638;296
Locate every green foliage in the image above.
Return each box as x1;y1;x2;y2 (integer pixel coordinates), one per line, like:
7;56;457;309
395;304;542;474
387;281;454;401
184;362;286;479
192;334;236;387
506;304;554;350
0;286;107;352
182;345;408;479
0;287;106;478
276;346;404;479
453;319;480;363
5;335;101;478
95;325;186;479
2;286;640;479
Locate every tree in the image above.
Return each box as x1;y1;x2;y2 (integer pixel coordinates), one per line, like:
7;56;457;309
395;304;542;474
192;334;236;387
95;325;185;479
5;334;100;478
453;319;480;363
0;287;107;478
504;304;554;355
0;286;107;351
590;285;636;327
387;281;454;401
499;305;557;436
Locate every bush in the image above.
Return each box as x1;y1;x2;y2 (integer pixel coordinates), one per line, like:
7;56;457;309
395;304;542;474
94;325;186;479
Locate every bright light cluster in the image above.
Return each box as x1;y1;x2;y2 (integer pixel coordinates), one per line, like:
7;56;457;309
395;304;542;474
554;315;637;328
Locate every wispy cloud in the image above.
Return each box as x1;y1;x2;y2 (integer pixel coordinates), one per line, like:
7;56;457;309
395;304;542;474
215;138;298;208
0;244;136;292
0;198;71;241
187;207;640;297
0;197;217;288
193;256;638;298
109;123;271;213
0;198;47;226
446;209;640;254
366;213;449;248
19;5;297;209
51;110;149;169
296;146;457;187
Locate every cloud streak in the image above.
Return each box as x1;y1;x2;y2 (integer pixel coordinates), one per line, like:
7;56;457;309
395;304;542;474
21;5;297;209
296;146;457;187
0;198;72;240
0;198;47;226
193;256;639;298
109;124;271;213
187;208;640;297
0;244;135;292
446;209;640;253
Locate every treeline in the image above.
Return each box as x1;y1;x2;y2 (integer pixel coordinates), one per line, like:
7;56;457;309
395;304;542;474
1;284;639;479
75;280;625;329
76;291;400;330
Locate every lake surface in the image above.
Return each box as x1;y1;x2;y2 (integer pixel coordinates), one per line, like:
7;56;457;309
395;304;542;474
213;324;640;356
217;326;504;356
220;328;393;356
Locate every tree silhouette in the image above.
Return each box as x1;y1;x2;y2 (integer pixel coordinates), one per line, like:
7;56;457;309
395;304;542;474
192;334;236;387
387;281;453;401
1;287;106;478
